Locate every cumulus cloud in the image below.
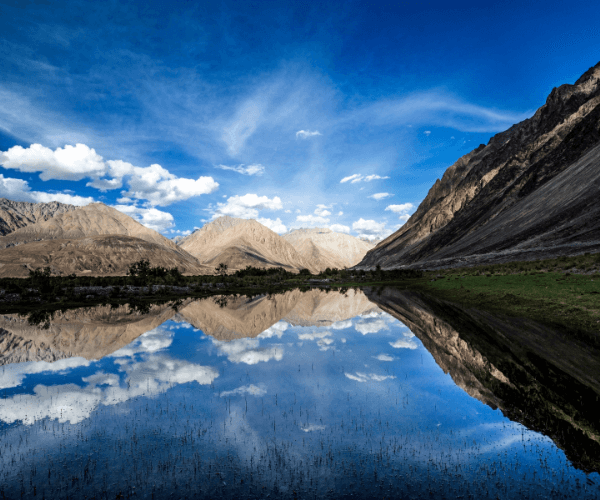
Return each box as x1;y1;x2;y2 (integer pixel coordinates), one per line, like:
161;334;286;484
374;354;395;361
424;130;431;136
0;174;95;206
345;372;396;383
213;338;284;365
328;224;350;234
216;164;265;176
0;357;91;390
331;320;352;330
296;214;330;225
314;204;332;217
212;194;283;219
0;143;219;207
298;330;332;341
385;203;414;224
257;217;287;234
352;218;391;241
296;130;322;139
220;384;267;398
112;205;175;232
390;338;418;349
258;321;289;339
369;193;393;201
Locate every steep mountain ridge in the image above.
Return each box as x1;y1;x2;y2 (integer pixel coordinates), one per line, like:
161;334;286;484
282;227;373;271
360;62;600;268
0;198;77;236
180;216;316;272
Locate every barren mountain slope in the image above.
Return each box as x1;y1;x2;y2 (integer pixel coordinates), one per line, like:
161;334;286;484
360;62;600;268
0;235;209;277
0;198;78;236
282;228;373;271
0;302;183;365
0;203;179;250
180;217;316;272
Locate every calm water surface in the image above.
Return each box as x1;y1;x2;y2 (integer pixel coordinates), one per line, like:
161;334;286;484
0;288;598;499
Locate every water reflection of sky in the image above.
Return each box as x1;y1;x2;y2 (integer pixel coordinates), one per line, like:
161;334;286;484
0;301;598;499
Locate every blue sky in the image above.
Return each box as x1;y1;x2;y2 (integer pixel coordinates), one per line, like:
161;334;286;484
0;0;599;240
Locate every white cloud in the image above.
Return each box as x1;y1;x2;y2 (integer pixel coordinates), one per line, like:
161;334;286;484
345;372;396;383
340;174;362;184
329;224;350;234
216;164;265;176
0;174;94;206
296;214;330;225
296;130;322;139
0;357;91;390
314;204;332;217
220;384;267;398
385;203;414;213
369;192;393;201
352;218;390;241
424;130;431;136
340;174;390;184
355;319;390;335
374;354;395;361
257;217;287;234
337;211;343;216
0;143;106;181
0;143;219;207
112;205;175;232
364;175;390;182
110;327;174;358
298;330;332;341
212;194;283;219
389;338;418;349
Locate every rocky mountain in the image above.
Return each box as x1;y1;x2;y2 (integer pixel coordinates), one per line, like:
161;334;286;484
360;62;600;269
0;203;179;250
366;287;600;472
0;302;184;365
282;228;373;271
179;216;316;273
0;234;209;277
0;198;77;236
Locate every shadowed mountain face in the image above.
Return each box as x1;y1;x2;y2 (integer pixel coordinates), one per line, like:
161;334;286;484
0;199;77;236
360;62;600;269
365;287;600;473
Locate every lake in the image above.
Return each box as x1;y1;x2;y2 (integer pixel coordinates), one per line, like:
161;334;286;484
0;287;598;499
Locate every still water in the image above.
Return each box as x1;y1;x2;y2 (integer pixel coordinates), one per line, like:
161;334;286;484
0;288;598;499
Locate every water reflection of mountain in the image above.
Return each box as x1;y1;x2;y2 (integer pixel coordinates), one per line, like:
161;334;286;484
365;287;600;473
176;288;379;341
0;302;185;365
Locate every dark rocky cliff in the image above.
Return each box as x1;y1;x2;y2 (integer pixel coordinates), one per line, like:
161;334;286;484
359;62;600;268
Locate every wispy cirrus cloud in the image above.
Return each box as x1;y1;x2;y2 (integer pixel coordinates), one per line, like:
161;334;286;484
296;129;322;139
369;192;393;201
215;164;265;176
340;174;390;184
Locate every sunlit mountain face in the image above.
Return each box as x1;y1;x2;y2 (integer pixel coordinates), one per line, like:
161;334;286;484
0;290;598;499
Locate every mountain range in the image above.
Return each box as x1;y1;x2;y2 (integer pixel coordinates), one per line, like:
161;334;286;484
0;202;371;276
359;62;600;269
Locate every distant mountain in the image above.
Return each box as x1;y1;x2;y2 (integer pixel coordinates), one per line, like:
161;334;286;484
179;216;316;272
0;203;178;250
0;198;77;236
282;227;373;271
0;202;207;276
360;62;600;269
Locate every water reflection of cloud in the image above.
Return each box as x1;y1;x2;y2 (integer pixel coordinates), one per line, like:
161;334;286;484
301;424;326;432
374;354;395;361
258;321;289;339
345;372;396;383
331;320;352;330
220;384;267;397
111;327;174;358
214;338;284;365
389;338;418;349
355;319;390;335
0;353;218;425
0;357;91;390
297;330;331;341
